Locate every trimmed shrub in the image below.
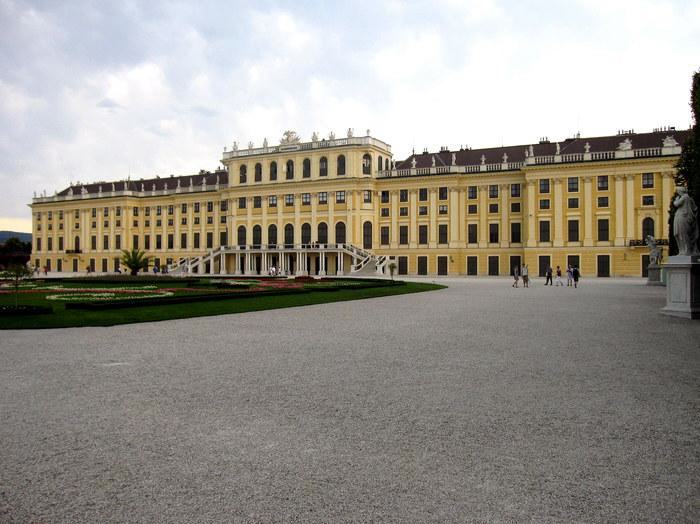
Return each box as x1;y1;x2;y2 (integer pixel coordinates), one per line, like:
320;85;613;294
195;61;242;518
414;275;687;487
0;305;53;316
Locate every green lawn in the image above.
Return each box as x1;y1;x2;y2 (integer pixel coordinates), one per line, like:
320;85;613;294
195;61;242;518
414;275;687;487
0;281;445;329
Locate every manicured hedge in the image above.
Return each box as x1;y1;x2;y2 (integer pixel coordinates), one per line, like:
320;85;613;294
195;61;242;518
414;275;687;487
0;305;53;316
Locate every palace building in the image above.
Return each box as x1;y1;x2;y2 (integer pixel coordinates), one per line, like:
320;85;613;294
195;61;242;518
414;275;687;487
29;127;688;278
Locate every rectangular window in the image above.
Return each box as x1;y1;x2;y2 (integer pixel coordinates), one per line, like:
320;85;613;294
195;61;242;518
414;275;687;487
380;226;390;245
144;207;150;216
180;233;187;249
399;207;408;217
489;223;499;243
642;195;654;206
36;238;41;251
418;206;428;216
285;194;294;206
302;193;311;205
540;199;550;210
511;202;521;213
539;179;550;193
418;225;428;244
156;206;162;216
488;203;498;213
91;235;97;250
539;220;550;242
438;224;448;244
597;175;609;190
103;235;109;250
115;234;121;250
381;190;389;204
254;196;262;208
207;201;213;213
417;256;428;276
193;233;200;249
467;256;478;276
438;187;448;200
488;256;499;276
511;222;521;243
167;234;174;250
568;177;579;192
438;204;448;215
642;173;654;188
568;197;579;208
598;218;609;241
268;195;277;207
194;202;200;213
168;219;174;226
318;192;327;205
47;237;52;251
399;189;408;202
399;225;409;245
144;235;150;250
219;231;226;247
489;185;498;198
238;197;246;209
381;208;390;217
220;200;228;212
91;208;97;218
193;217;199;225
335;191;345;204
168;205;174;215
468;223;477;244
468;204;477;214
58;237;64;250
156;235;162;250
206;217;213;225
181;217;187;225
363;190;372;203
115;207;121;217
468;186;477;199
510;184;521;198
568;219;579;242
419;188;428;202
206;232;213;249
598;196;609;208
220;215;226;224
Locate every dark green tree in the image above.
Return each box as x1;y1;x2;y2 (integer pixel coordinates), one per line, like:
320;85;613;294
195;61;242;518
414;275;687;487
120;248;151;276
0;264;33;307
669;68;700;255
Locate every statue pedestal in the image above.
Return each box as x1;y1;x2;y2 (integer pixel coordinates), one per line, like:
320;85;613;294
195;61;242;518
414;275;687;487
646;264;664;286
661;256;700;319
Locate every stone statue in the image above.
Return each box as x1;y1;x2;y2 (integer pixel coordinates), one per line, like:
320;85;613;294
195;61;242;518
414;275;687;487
645;235;663;265
280;130;300;144
451;153;456;166
392;160;396;170
584;142;591;153
480;154;486;166
673;186;699;256
328;131;335;140
111;183;115;192
311;132;318;142
141;183;145;192
263;137;268;148
524;148;529;158
528;144;534;157
346;128;353;138
618;138;632;151
663;136;679;148
431;156;436;167
502;152;508;163
232;141;238;151
248;141;254;149
164;182;168;190
555;143;561;155
411;157;417;169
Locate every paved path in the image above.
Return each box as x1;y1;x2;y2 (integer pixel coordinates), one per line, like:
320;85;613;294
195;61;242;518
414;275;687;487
1;278;698;523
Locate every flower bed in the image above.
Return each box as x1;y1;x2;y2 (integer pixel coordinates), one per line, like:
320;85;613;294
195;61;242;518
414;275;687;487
0;304;53;316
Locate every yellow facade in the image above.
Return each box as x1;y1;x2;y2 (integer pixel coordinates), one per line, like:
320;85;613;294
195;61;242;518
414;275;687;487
29;131;684;277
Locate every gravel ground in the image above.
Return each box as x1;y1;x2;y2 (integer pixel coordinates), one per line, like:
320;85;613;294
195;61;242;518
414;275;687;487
1;277;698;523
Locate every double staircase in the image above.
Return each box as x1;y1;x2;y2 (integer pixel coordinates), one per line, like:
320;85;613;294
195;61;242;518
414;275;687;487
167;243;387;276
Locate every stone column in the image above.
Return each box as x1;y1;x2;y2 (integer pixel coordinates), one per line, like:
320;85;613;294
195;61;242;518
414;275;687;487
553;179;564;247
409;190;417;248
429;188;437;248
500;183;510;248
583;176;593;246
478;186;488;248
614;175;626;246
525;181;536;247
391;190;399;248
457;187;466;244
450;187;460;247
625;175;635;241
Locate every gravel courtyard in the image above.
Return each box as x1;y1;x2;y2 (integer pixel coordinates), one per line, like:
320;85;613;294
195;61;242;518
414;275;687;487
1;278;698;523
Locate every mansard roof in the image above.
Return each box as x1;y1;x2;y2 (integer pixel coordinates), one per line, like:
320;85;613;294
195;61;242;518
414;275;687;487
395;129;690;169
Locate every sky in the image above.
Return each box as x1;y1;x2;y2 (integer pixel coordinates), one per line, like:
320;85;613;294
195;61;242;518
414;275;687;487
1;0;699;232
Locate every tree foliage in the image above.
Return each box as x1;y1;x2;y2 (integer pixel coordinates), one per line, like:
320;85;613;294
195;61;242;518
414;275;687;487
120;249;151;276
0;264;33;307
670;68;700;255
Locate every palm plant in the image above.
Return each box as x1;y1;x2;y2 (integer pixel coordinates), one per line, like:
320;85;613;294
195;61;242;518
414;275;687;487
120;248;151;276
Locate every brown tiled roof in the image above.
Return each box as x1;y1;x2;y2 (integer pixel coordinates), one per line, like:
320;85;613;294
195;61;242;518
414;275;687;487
57;170;228;197
395;129;691;169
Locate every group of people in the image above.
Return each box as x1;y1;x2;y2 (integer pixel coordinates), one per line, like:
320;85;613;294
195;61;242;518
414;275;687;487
512;264;580;288
268;266;285;277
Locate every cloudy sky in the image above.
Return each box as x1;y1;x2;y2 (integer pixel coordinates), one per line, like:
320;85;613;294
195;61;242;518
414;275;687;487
1;0;698;232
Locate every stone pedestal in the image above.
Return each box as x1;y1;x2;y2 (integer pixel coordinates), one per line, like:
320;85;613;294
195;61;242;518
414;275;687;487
661;256;700;319
646;264;664;286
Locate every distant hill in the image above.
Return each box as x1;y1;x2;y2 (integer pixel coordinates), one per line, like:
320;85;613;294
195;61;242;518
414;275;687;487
0;231;32;244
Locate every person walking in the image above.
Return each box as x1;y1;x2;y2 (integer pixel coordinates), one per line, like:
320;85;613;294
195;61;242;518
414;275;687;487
522;264;529;288
566;265;573;287
512;265;520;288
555;265;563;286
572;266;580;288
545;265;553;286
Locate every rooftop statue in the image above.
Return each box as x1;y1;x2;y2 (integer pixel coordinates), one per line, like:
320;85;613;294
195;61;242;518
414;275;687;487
263;137;268;148
618;138;633;151
451;153;456;166
232;141;238;151
328;131;336;140
280;130;300;145
673;186;699;256
584;142;591;153
347;128;354;138
311;132;318;142
480;154;486;165
502;152;508;163
431;156;436;167
555;143;561;155
411;157;417;168
663;136;679;148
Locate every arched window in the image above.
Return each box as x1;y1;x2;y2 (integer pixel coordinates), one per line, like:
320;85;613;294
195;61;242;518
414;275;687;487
268;224;277;247
378;155;383;174
363;221;372;249
385;158;390;171
642;217;655;239
319;156;328;177
335;222;346;244
318;222;328;244
239;165;247;184
362;154;372;175
301;223;311;244
252;225;262;247
254;163;262;182
303;158;311;178
270;161;278;181
286;160;294;180
74;235;80;251
284;224;294;246
337;155;346;176
237;225;246;247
